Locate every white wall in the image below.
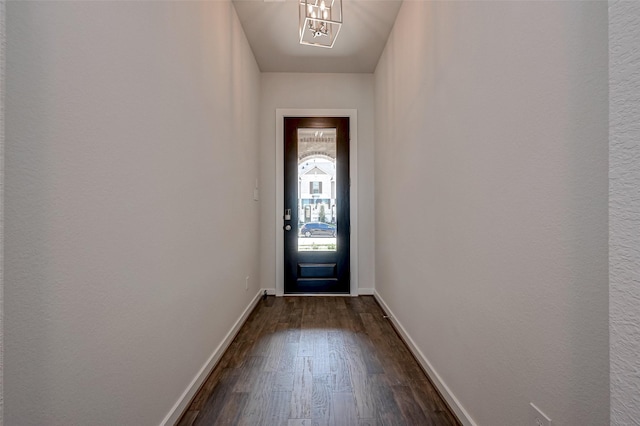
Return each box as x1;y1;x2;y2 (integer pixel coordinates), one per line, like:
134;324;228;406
610;1;640;423
5;2;260;425
260;73;375;293
374;2;608;425
0;0;5;422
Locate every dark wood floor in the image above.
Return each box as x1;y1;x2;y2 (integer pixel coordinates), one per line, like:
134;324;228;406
178;296;459;426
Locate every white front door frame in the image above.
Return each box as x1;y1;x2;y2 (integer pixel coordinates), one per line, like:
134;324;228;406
275;109;358;296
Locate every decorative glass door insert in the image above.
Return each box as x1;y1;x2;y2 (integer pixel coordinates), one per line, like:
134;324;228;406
297;128;337;252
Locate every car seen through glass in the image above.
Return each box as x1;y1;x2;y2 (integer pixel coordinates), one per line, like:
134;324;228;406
299;222;336;237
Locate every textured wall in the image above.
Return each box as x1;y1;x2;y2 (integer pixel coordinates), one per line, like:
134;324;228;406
610;1;640;423
5;2;260;424
0;0;4;422
259;73;375;292
374;2;609;424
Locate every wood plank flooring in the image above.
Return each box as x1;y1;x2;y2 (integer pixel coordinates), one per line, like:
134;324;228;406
177;296;459;426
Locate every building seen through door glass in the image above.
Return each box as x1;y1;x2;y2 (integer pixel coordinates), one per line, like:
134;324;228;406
298;128;337;252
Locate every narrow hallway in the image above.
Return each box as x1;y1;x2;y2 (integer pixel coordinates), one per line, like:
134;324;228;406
3;1;623;424
179;297;458;425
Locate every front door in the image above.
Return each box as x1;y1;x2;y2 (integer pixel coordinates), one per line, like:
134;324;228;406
283;117;350;293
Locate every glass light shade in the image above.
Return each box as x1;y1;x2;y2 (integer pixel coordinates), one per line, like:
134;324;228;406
299;0;342;48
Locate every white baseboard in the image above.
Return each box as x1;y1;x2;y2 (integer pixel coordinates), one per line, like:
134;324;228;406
160;289;266;426
358;287;375;295
373;291;477;426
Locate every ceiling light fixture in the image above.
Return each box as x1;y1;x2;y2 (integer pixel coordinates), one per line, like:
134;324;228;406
299;0;342;48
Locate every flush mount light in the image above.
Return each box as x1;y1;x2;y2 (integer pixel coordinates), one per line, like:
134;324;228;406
299;0;342;48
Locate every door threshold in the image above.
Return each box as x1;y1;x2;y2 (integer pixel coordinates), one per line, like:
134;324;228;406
282;293;354;297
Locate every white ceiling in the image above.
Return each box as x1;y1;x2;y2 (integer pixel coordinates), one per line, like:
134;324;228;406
232;0;403;73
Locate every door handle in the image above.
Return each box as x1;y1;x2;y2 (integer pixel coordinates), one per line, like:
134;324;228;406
284;224;292;231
